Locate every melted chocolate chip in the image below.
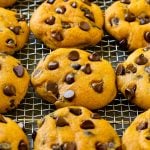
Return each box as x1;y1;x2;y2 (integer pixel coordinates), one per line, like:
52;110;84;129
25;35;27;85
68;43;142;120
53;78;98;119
3;85;16;96
51;31;63;41
63;90;75;101
13;65;24;77
61;21;71;29
65;73;75;84
95;142;107;150
51;144;61;150
136;122;148;131
116;64;125;75
6;39;15;48
126;64;137;73
88;52;100;61
110;17;119;26
71;64;81;70
139;16;150;25
61;142;76;150
91;80;103;93
80;120;95;129
145;66;150;74
0;143;11;149
46;81;58;96
68;51;80;61
71;2;77;8
81;64;92;74
69;108;82;116
48;61;59;70
18;140;28;150
9;26;21;35
56;117;69;127
0;114;7;123
120;0;130;4
45;16;55;25
32;130;37;141
135;54;148;65
82;0;91;6
125;12;136;22
144;31;150;43
56;6;66;14
125;84;136;100
33;69;42;78
47;0;55;4
79;21;90;31
91;113;101;119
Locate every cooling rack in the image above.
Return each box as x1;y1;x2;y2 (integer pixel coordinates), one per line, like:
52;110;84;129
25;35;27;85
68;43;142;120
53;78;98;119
5;0;144;149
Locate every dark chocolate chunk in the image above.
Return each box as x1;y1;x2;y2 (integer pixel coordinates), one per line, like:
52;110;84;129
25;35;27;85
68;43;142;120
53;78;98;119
0;114;7;123
48;61;59;70
95;142;107;150
69;108;82;116
61;142;76;150
6;39;15;48
71;2;77;8
18;140;28;150
63;90;75;101
91;80;103;93
68;51;80;61
125;12;136;22
81;64;92;74
126;64;137;73
80;120;95;129
45;16;55;25
110;17;119;26
71;64;81;70
15;14;26;21
120;0;130;4
51;31;63;41
65;73;75;84
144;31;150;43
13;65;24;77
116;64;125;75
32;130;37;141
51;144;61;150
135;54;148;65
0;142;11;150
56;6;66;14
47;0;55;4
61;21;71;29
91;113;101;119
82;0;91;6
125;84;136;100
3;85;16;96
79;21;90;31
9;26;21;35
33;69;42;78
56;117;69;127
88;52;100;61
46;81;58;96
136;122;148;131
145;66;150;74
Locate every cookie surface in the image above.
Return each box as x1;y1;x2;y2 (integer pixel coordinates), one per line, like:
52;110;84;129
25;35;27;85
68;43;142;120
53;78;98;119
0;53;29;113
31;48;116;110
34;106;121;150
0;0;16;7
30;0;103;49
116;47;150;109
105;0;150;51
0;8;29;54
122;109;150;150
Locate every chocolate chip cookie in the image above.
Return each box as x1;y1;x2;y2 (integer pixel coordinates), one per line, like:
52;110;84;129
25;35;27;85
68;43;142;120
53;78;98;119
31;48;117;109
0;0;16;7
116;47;150;109
122;109;150;150
0;8;29;54
0;53;30;113
30;0;104;49
34;106;121;150
0;114;29;149
105;0;150;51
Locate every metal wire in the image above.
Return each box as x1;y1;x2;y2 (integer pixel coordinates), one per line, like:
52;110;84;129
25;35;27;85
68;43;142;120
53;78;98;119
5;0;144;149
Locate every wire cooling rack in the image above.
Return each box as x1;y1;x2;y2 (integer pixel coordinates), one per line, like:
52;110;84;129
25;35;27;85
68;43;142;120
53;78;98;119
5;0;144;149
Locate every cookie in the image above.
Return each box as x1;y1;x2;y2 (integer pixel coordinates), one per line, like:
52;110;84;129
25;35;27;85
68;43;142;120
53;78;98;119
116;46;150;109
105;0;150;51
0;53;30;113
34;106;121;150
30;0;103;49
0;0;16;7
31;48;116;110
0;8;29;54
0;114;29;149
122;109;150;150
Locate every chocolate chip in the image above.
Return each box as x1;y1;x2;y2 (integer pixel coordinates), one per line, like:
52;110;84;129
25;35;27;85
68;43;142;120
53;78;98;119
91;113;101;119
91;80;103;93
125;84;136;100
145;66;150;74
0;114;7;123
48;61;59;70
135;54;148;65
33;69;42;78
3;85;16;96
144;31;150;43
116;64;125;75
47;0;55;4
18;140;28;150
68;51;80;61
143;46;150;51
61;142;76;150
10;99;15;108
61;21;71;29
63;90;75;101
0;143;11;149
136;122;148;131
146;136;150;140
46;81;58;96
56;6;66;14
139;16;150;25
6;39;15;48
71;64;81;70
146;0;150;4
82;0;91;6
65;73;75;84
81;64;92;74
80;120;95;129
32;130;37;141
126;64;137;73
45;16;55;25
13;65;24;77
107;142;115;148
95;142;107;150
9;26;21;35
119;38;128;48
51;144;61;150
56;117;69;127
125;12;136;22
15;14;26;21
79;21;90;31
69;108;82;116
88;52;100;61
71;2;77;8
120;0;130;4
51;31;63;41
110;17;119;26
